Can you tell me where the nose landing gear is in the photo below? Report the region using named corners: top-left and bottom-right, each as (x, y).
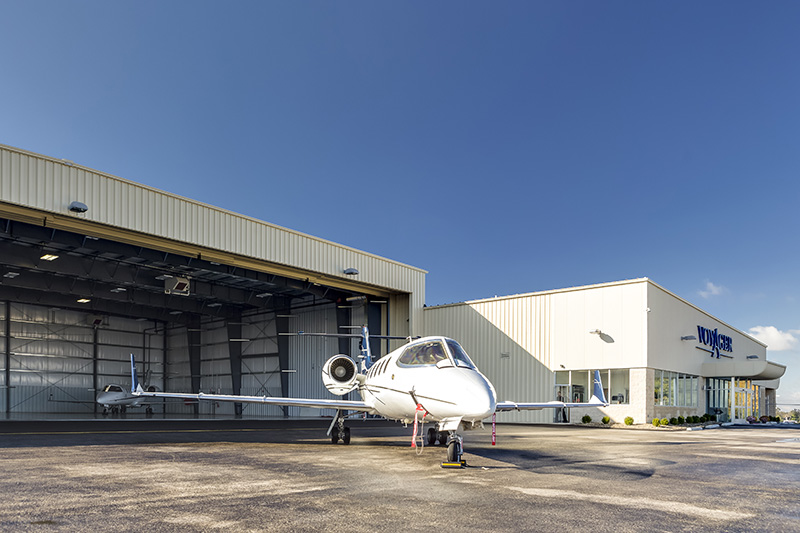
top-left (441, 432), bottom-right (466, 469)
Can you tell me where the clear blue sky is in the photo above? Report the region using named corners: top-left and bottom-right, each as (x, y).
top-left (2, 2), bottom-right (800, 408)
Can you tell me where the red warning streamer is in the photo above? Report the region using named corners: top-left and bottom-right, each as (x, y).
top-left (411, 403), bottom-right (426, 448)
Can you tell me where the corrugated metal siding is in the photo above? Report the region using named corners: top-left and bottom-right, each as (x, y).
top-left (3, 302), bottom-right (166, 414)
top-left (424, 295), bottom-right (554, 423)
top-left (424, 281), bottom-right (652, 423)
top-left (0, 145), bottom-right (426, 301)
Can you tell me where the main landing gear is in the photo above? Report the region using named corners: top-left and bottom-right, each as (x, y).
top-left (329, 413), bottom-right (351, 445)
top-left (426, 427), bottom-right (448, 446)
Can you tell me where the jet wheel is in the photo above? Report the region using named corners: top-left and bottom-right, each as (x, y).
top-left (446, 440), bottom-right (462, 463)
top-left (342, 427), bottom-right (351, 445)
top-left (331, 428), bottom-right (340, 444)
top-left (438, 432), bottom-right (448, 446)
top-left (426, 428), bottom-right (437, 446)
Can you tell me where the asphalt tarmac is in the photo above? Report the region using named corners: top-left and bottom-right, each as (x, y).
top-left (0, 419), bottom-right (798, 532)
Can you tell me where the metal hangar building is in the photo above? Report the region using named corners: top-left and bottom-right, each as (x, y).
top-left (0, 144), bottom-right (425, 417)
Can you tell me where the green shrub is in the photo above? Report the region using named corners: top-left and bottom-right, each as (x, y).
top-left (602, 416), bottom-right (610, 425)
top-left (708, 414), bottom-right (716, 422)
top-left (660, 418), bottom-right (669, 426)
top-left (700, 414), bottom-right (709, 423)
top-left (582, 415), bottom-right (592, 424)
top-left (652, 418), bottom-right (660, 427)
top-left (677, 416), bottom-right (685, 425)
top-left (669, 417), bottom-right (678, 425)
top-left (624, 416), bottom-right (634, 426)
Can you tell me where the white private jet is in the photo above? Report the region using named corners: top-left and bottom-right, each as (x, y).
top-left (96, 383), bottom-right (160, 415)
top-left (131, 326), bottom-right (607, 465)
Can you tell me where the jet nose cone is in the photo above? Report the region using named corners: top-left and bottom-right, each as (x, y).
top-left (460, 371), bottom-right (496, 419)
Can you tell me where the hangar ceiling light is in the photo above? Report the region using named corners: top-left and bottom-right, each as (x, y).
top-left (40, 254), bottom-right (59, 261)
top-left (76, 298), bottom-right (91, 303)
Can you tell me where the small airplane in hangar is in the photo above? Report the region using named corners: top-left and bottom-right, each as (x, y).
top-left (96, 383), bottom-right (159, 415)
top-left (131, 327), bottom-right (607, 466)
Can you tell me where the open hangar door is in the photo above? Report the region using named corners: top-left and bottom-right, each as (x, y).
top-left (0, 216), bottom-right (394, 418)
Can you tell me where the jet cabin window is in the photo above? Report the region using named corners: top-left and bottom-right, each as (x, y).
top-left (446, 339), bottom-right (476, 368)
top-left (398, 341), bottom-right (448, 366)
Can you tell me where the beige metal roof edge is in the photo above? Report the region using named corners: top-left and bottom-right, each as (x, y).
top-left (0, 143), bottom-right (427, 275)
top-left (425, 277), bottom-right (651, 310)
top-left (644, 279), bottom-right (768, 349)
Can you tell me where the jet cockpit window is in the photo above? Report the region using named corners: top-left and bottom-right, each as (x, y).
top-left (103, 385), bottom-right (123, 393)
top-left (446, 339), bottom-right (476, 368)
top-left (398, 341), bottom-right (449, 366)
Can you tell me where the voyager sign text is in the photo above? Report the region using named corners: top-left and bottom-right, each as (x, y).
top-left (696, 326), bottom-right (733, 359)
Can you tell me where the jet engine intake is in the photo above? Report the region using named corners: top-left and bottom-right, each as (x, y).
top-left (322, 354), bottom-right (359, 395)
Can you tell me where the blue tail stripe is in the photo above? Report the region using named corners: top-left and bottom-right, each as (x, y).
top-left (130, 354), bottom-right (139, 393)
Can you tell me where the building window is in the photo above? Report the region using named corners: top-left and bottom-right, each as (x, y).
top-left (555, 369), bottom-right (629, 404)
top-left (609, 369), bottom-right (629, 404)
top-left (654, 370), bottom-right (698, 407)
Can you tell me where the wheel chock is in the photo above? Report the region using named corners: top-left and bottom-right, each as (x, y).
top-left (441, 460), bottom-right (467, 469)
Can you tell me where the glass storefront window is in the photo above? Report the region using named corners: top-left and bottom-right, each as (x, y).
top-left (654, 370), bottom-right (662, 404)
top-left (654, 369), bottom-right (697, 407)
top-left (555, 369), bottom-right (629, 405)
top-left (571, 371), bottom-right (589, 403)
top-left (610, 369), bottom-right (629, 404)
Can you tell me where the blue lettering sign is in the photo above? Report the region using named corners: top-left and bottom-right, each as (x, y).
top-left (696, 326), bottom-right (733, 358)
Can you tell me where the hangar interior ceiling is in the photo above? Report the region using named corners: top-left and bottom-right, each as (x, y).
top-left (0, 217), bottom-right (370, 322)
top-left (0, 216), bottom-right (391, 417)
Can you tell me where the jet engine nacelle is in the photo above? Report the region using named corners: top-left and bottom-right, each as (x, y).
top-left (322, 354), bottom-right (359, 396)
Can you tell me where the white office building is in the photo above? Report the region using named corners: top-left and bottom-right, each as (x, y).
top-left (425, 278), bottom-right (785, 425)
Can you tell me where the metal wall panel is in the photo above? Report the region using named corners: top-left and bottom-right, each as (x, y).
top-left (3, 301), bottom-right (166, 413)
top-left (425, 297), bottom-right (553, 424)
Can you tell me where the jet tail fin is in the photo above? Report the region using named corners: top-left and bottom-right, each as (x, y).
top-left (588, 370), bottom-right (608, 405)
top-left (130, 354), bottom-right (143, 394)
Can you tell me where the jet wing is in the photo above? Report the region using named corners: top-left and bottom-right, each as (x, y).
top-left (132, 389), bottom-right (373, 412)
top-left (495, 370), bottom-right (609, 412)
top-left (129, 354), bottom-right (373, 412)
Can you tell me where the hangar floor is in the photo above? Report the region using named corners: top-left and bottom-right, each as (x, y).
top-left (1, 421), bottom-right (799, 532)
